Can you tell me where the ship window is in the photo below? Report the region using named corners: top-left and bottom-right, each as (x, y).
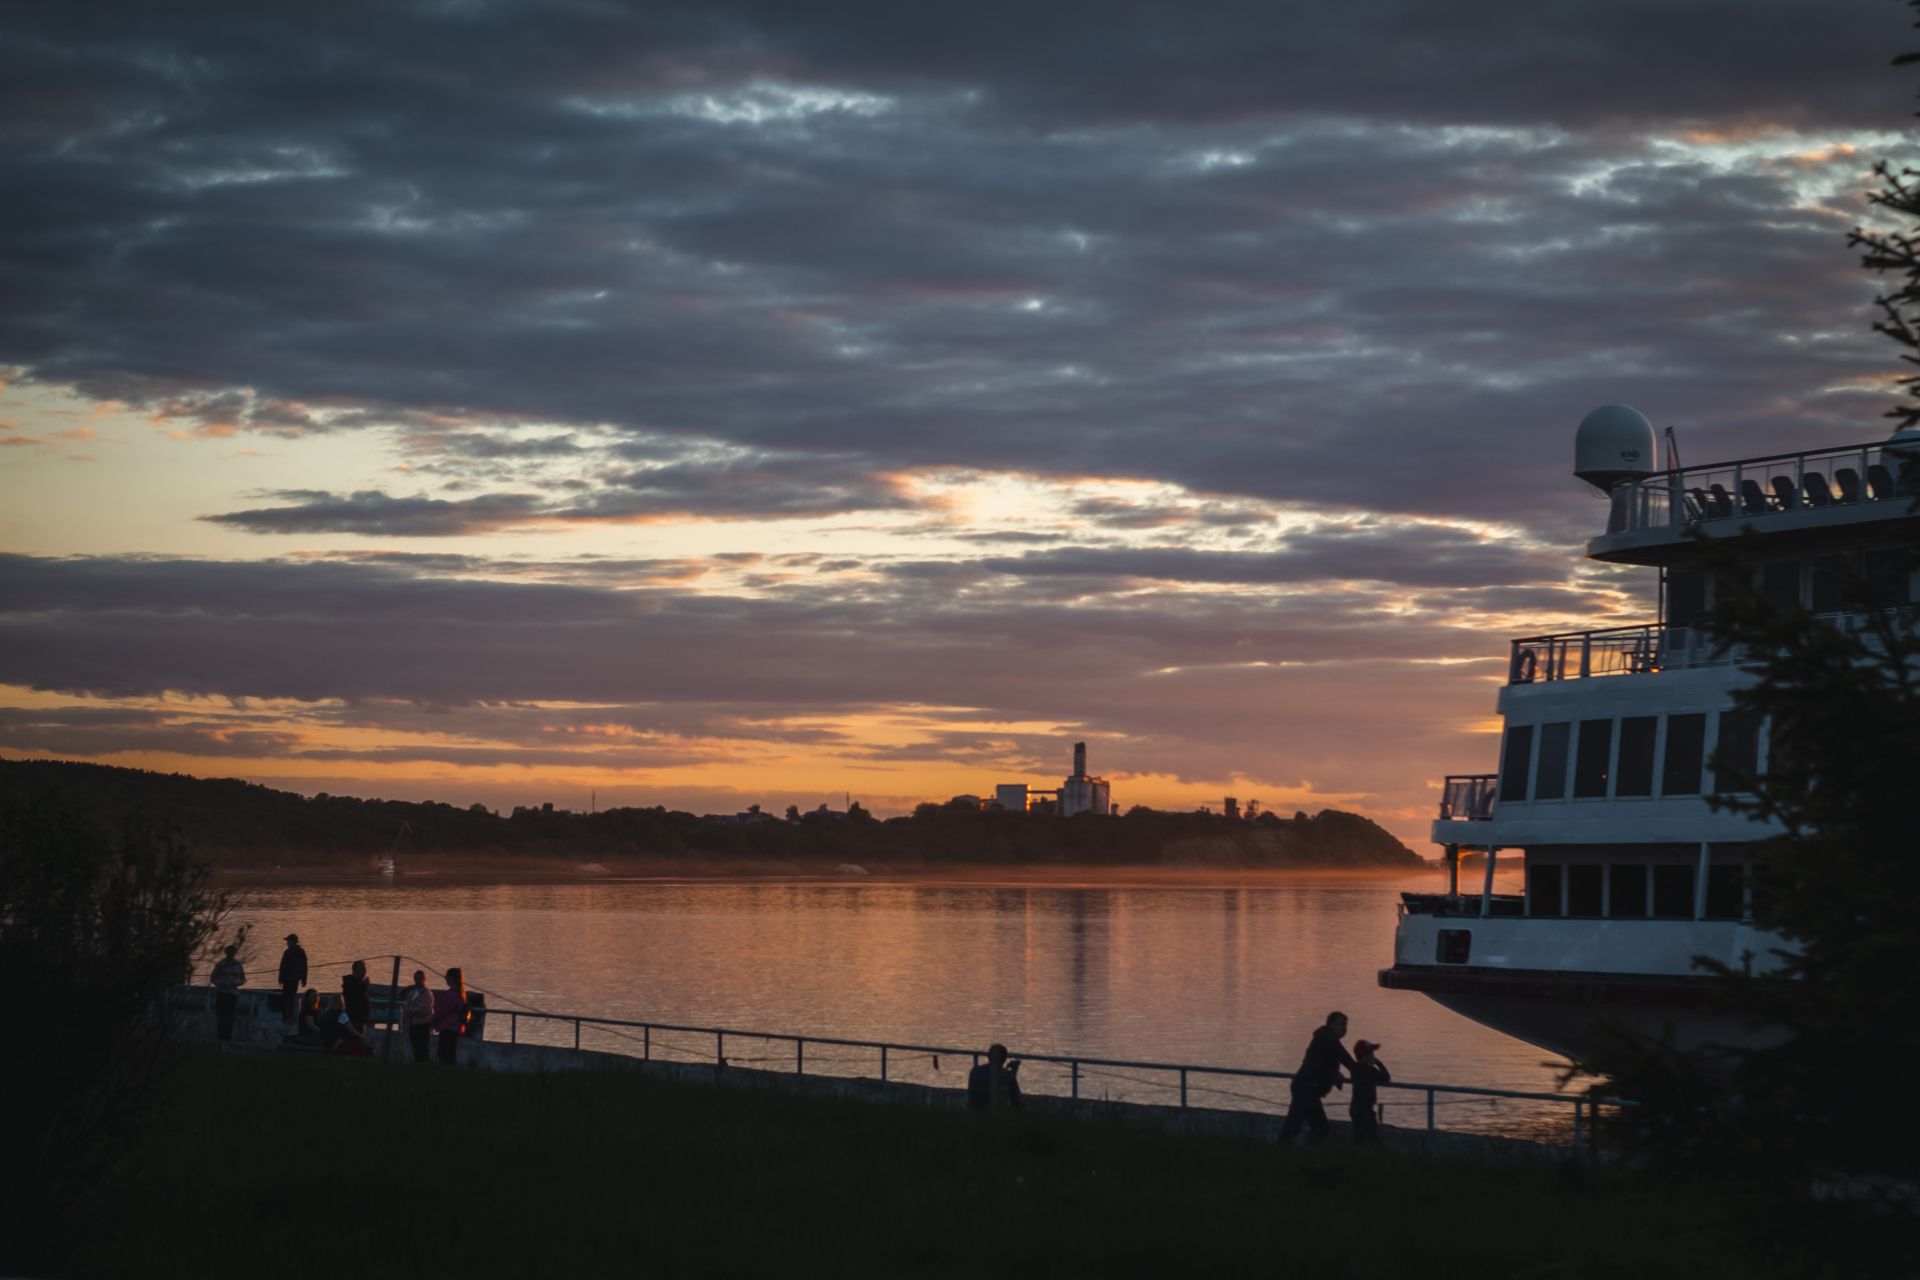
top-left (1714, 710), bottom-right (1762, 791)
top-left (1759, 560), bottom-right (1802, 612)
top-left (1865, 548), bottom-right (1912, 607)
top-left (1534, 722), bottom-right (1570, 800)
top-left (1528, 863), bottom-right (1562, 917)
top-left (1652, 865), bottom-right (1695, 919)
top-left (1666, 568), bottom-right (1708, 629)
top-left (1608, 864), bottom-right (1648, 918)
top-left (1661, 713), bottom-right (1707, 796)
top-left (1567, 864), bottom-right (1603, 917)
top-left (1615, 716), bottom-right (1657, 797)
top-left (1704, 865), bottom-right (1746, 920)
top-left (1809, 554), bottom-right (1852, 614)
top-left (1573, 719), bottom-right (1613, 797)
top-left (1436, 929), bottom-right (1472, 964)
top-left (1498, 725), bottom-right (1534, 803)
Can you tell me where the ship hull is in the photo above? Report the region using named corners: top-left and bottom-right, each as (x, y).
top-left (1379, 964), bottom-right (1780, 1062)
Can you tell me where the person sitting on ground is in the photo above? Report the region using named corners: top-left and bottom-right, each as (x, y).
top-left (1277, 1010), bottom-right (1358, 1145)
top-left (316, 994), bottom-right (347, 1051)
top-left (325, 1001), bottom-right (371, 1057)
top-left (1348, 1040), bottom-right (1390, 1145)
top-left (280, 988), bottom-right (325, 1050)
top-left (967, 1043), bottom-right (1023, 1111)
top-left (297, 988), bottom-right (322, 1036)
top-left (341, 960), bottom-right (372, 1033)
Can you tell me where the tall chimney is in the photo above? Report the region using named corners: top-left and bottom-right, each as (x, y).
top-left (1073, 741), bottom-right (1087, 777)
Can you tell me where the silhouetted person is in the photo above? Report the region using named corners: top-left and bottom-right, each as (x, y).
top-left (317, 994), bottom-right (347, 1050)
top-left (1348, 1040), bottom-right (1390, 1145)
top-left (341, 960), bottom-right (372, 1033)
top-left (432, 967), bottom-right (470, 1065)
top-left (967, 1043), bottom-right (1023, 1110)
top-left (277, 934), bottom-right (308, 1024)
top-left (401, 969), bottom-right (436, 1063)
top-left (319, 997), bottom-right (370, 1057)
top-left (1278, 1011), bottom-right (1358, 1145)
top-left (210, 945), bottom-right (245, 1042)
top-left (281, 988), bottom-right (324, 1049)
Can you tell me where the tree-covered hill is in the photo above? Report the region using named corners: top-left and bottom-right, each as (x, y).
top-left (0, 759), bottom-right (1421, 869)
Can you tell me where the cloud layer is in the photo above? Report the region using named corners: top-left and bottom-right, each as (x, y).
top-left (1, 3), bottom-right (1913, 838)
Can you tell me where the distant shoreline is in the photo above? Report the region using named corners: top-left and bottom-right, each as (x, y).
top-left (211, 858), bottom-right (1434, 890)
top-left (4, 758), bottom-right (1426, 872)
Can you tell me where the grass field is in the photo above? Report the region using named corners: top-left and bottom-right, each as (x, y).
top-left (73, 1048), bottom-right (1881, 1278)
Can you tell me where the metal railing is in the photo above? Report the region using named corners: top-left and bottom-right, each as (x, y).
top-left (1604, 439), bottom-right (1920, 538)
top-left (1507, 622), bottom-right (1732, 685)
top-left (1439, 774), bottom-right (1497, 821)
top-left (485, 1007), bottom-right (1600, 1151)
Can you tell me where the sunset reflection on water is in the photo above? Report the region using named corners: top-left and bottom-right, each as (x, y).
top-left (225, 869), bottom-right (1567, 1133)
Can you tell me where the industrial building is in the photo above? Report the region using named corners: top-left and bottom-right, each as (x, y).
top-left (990, 742), bottom-right (1113, 816)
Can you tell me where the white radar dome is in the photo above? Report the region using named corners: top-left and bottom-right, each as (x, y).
top-left (1574, 404), bottom-right (1657, 493)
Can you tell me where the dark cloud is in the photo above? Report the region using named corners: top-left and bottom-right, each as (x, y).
top-left (901, 522), bottom-right (1569, 589)
top-left (0, 2), bottom-right (1910, 539)
top-left (204, 489), bottom-right (545, 536)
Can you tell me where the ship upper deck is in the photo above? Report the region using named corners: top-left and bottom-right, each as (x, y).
top-left (1588, 438), bottom-right (1920, 564)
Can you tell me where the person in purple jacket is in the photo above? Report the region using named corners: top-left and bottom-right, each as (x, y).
top-left (432, 967), bottom-right (470, 1065)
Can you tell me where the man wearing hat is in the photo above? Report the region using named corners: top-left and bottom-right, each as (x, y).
top-left (1349, 1040), bottom-right (1391, 1145)
top-left (277, 933), bottom-right (308, 1025)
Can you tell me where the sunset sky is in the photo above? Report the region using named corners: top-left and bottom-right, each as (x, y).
top-left (1, 1), bottom-right (1914, 846)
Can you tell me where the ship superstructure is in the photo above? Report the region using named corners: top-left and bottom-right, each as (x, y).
top-left (1378, 406), bottom-right (1920, 1060)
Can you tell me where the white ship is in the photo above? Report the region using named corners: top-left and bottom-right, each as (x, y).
top-left (1379, 405), bottom-right (1920, 1061)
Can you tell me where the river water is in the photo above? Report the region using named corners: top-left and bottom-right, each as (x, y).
top-left (223, 869), bottom-right (1573, 1134)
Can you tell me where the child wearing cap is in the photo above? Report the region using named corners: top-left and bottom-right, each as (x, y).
top-left (1349, 1040), bottom-right (1390, 1144)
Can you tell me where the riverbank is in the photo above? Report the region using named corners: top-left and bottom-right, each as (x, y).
top-left (81, 1048), bottom-right (1873, 1278)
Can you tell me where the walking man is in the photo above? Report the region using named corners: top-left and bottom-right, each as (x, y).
top-left (277, 933), bottom-right (308, 1025)
top-left (1278, 1011), bottom-right (1358, 1145)
top-left (401, 969), bottom-right (436, 1063)
top-left (210, 945), bottom-right (245, 1042)
top-left (1349, 1040), bottom-right (1391, 1145)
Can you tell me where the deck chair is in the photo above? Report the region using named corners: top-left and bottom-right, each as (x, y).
top-left (1707, 483), bottom-right (1734, 518)
top-left (1835, 467), bottom-right (1863, 503)
top-left (1740, 479), bottom-right (1770, 515)
top-left (1684, 488), bottom-right (1708, 522)
top-left (1770, 475), bottom-right (1800, 510)
top-left (1802, 472), bottom-right (1834, 507)
top-left (1868, 463), bottom-right (1896, 500)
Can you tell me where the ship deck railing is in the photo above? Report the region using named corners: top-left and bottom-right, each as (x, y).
top-left (177, 985), bottom-right (1605, 1151)
top-left (1508, 607), bottom-right (1915, 686)
top-left (1604, 438), bottom-right (1920, 537)
top-left (1440, 773), bottom-right (1498, 821)
top-left (1507, 621), bottom-right (1728, 684)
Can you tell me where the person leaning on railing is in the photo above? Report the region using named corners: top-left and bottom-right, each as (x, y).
top-left (967, 1044), bottom-right (1023, 1110)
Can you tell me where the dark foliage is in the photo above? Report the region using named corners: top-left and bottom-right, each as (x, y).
top-left (1850, 2), bottom-right (1920, 432)
top-left (0, 759), bottom-right (1422, 869)
top-left (0, 799), bottom-right (223, 1273)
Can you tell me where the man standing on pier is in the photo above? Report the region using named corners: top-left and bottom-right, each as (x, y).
top-left (1278, 1011), bottom-right (1358, 1145)
top-left (277, 933), bottom-right (307, 1025)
